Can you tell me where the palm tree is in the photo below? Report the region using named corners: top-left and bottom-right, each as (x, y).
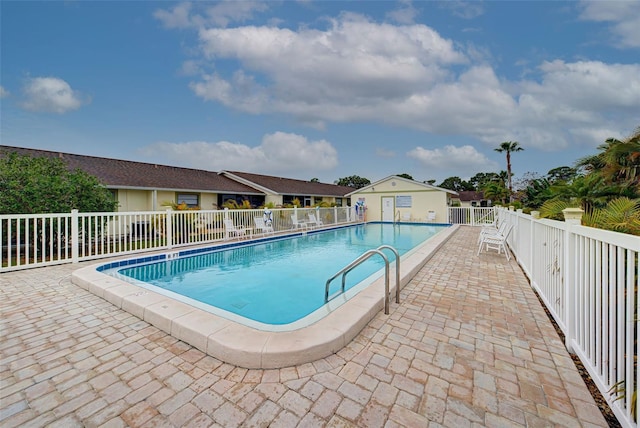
top-left (495, 141), bottom-right (524, 200)
top-left (482, 181), bottom-right (509, 205)
top-left (599, 129), bottom-right (640, 192)
top-left (577, 127), bottom-right (640, 198)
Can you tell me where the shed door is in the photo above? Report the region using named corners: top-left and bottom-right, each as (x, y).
top-left (382, 197), bottom-right (394, 222)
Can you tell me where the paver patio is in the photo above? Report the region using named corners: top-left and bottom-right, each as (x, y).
top-left (0, 226), bottom-right (608, 427)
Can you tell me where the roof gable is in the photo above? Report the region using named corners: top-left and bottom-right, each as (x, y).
top-left (346, 175), bottom-right (458, 196)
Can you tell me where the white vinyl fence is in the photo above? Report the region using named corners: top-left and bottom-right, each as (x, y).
top-left (453, 206), bottom-right (639, 428)
top-left (1, 206), bottom-right (357, 273)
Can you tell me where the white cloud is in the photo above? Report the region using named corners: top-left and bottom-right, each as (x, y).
top-left (203, 1), bottom-right (269, 27)
top-left (192, 14), bottom-right (467, 122)
top-left (141, 132), bottom-right (338, 175)
top-left (440, 1), bottom-right (485, 20)
top-left (511, 60), bottom-right (640, 149)
top-left (162, 10), bottom-right (639, 153)
top-left (154, 1), bottom-right (268, 29)
top-left (407, 145), bottom-right (497, 175)
top-left (387, 0), bottom-right (419, 25)
top-left (154, 2), bottom-right (194, 29)
top-left (578, 0), bottom-right (640, 48)
top-left (21, 77), bottom-right (87, 114)
top-left (0, 86), bottom-right (8, 98)
top-left (179, 60), bottom-right (203, 76)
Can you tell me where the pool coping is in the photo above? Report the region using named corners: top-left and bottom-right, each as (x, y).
top-left (71, 224), bottom-right (459, 369)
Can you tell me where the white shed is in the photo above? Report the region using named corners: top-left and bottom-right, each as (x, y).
top-left (346, 176), bottom-right (457, 223)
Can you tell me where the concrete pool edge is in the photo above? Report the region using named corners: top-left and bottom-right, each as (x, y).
top-left (71, 224), bottom-right (460, 369)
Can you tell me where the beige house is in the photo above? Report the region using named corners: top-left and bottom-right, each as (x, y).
top-left (1, 146), bottom-right (353, 212)
top-left (346, 176), bottom-right (457, 223)
top-left (219, 171), bottom-right (353, 207)
top-left (450, 191), bottom-right (490, 208)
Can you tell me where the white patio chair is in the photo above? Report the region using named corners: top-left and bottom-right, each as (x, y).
top-left (478, 220), bottom-right (508, 244)
top-left (426, 211), bottom-right (436, 222)
top-left (308, 213), bottom-right (323, 228)
top-left (224, 219), bottom-right (249, 239)
top-left (291, 214), bottom-right (308, 230)
top-left (477, 224), bottom-right (513, 260)
top-left (254, 217), bottom-right (274, 235)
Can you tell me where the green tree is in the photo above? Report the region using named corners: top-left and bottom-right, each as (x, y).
top-left (0, 151), bottom-right (118, 214)
top-left (397, 173), bottom-right (413, 180)
top-left (579, 128), bottom-right (639, 196)
top-left (310, 178), bottom-right (319, 183)
top-left (494, 141), bottom-right (524, 198)
top-left (438, 176), bottom-right (473, 192)
top-left (482, 181), bottom-right (509, 205)
top-left (522, 178), bottom-right (553, 209)
top-left (468, 172), bottom-right (502, 191)
top-left (546, 166), bottom-right (578, 184)
top-left (334, 175), bottom-right (371, 189)
top-left (538, 174), bottom-right (616, 218)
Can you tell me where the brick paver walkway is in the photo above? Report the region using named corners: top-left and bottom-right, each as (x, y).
top-left (1, 226), bottom-right (608, 427)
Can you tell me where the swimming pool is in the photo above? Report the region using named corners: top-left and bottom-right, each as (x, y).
top-left (100, 223), bottom-right (446, 327)
top-left (73, 223), bottom-right (458, 368)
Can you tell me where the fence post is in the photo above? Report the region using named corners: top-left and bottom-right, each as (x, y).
top-left (530, 211), bottom-right (539, 279)
top-left (165, 208), bottom-right (173, 249)
top-left (71, 209), bottom-right (79, 263)
top-left (223, 208), bottom-right (229, 240)
top-left (334, 206), bottom-right (338, 224)
top-left (562, 207), bottom-right (583, 353)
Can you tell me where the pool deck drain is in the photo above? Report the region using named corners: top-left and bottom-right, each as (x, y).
top-left (0, 226), bottom-right (608, 427)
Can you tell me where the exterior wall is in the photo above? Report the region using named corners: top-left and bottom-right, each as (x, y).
top-left (351, 178), bottom-right (450, 223)
top-left (265, 195), bottom-right (283, 207)
top-left (157, 191), bottom-right (177, 210)
top-left (316, 196), bottom-right (338, 206)
top-left (116, 189), bottom-right (152, 212)
top-left (200, 193), bottom-right (219, 210)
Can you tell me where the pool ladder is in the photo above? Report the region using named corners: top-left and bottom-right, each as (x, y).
top-left (324, 245), bottom-right (400, 315)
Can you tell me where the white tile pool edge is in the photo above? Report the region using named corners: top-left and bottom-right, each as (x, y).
top-left (71, 224), bottom-right (459, 369)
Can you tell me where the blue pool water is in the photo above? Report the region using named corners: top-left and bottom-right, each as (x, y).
top-left (104, 223), bottom-right (447, 326)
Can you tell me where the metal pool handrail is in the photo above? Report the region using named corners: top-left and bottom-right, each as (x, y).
top-left (324, 245), bottom-right (400, 315)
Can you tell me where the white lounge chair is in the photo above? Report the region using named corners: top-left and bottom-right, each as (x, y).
top-left (291, 215), bottom-right (308, 230)
top-left (478, 220), bottom-right (508, 244)
top-left (308, 213), bottom-right (323, 228)
top-left (477, 224), bottom-right (513, 260)
top-left (224, 219), bottom-right (250, 239)
top-left (254, 217), bottom-right (274, 235)
top-left (426, 211), bottom-right (436, 222)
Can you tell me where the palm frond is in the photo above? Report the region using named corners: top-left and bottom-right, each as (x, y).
top-left (539, 199), bottom-right (573, 220)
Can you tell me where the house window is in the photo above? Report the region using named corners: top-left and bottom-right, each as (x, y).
top-left (176, 193), bottom-right (199, 208)
top-left (336, 198), bottom-right (343, 206)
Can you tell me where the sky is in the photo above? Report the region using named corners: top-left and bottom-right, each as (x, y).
top-left (1, 1), bottom-right (639, 187)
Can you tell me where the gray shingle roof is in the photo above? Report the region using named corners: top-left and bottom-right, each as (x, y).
top-left (457, 191), bottom-right (485, 201)
top-left (221, 171), bottom-right (354, 197)
top-left (0, 146), bottom-right (261, 194)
